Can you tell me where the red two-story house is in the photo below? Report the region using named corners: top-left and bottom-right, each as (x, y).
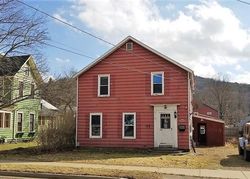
top-left (74, 36), bottom-right (194, 150)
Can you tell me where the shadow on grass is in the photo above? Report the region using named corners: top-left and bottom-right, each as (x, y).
top-left (220, 154), bottom-right (250, 169)
top-left (0, 145), bottom-right (186, 163)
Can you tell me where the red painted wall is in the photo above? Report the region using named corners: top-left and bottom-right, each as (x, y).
top-left (77, 40), bottom-right (190, 149)
top-left (193, 102), bottom-right (219, 119)
top-left (193, 117), bottom-right (225, 146)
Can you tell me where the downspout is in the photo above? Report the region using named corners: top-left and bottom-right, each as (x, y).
top-left (75, 77), bottom-right (79, 147)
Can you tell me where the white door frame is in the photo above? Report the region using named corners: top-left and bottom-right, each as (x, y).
top-left (153, 104), bottom-right (178, 148)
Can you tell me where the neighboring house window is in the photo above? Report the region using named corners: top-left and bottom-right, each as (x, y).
top-left (30, 114), bottom-right (35, 132)
top-left (122, 112), bottom-right (136, 139)
top-left (89, 113), bottom-right (102, 138)
top-left (151, 72), bottom-right (164, 95)
top-left (30, 84), bottom-right (35, 98)
top-left (17, 113), bottom-right (23, 132)
top-left (25, 67), bottom-right (30, 76)
top-left (4, 113), bottom-right (10, 128)
top-left (19, 81), bottom-right (23, 97)
top-left (207, 112), bottom-right (212, 116)
top-left (0, 113), bottom-right (3, 128)
top-left (0, 112), bottom-right (11, 128)
top-left (98, 75), bottom-right (110, 97)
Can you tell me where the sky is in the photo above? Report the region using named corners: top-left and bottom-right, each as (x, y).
top-left (23, 0), bottom-right (250, 84)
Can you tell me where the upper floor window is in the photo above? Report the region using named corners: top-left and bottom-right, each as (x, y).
top-left (30, 84), bottom-right (35, 98)
top-left (151, 72), bottom-right (164, 95)
top-left (98, 74), bottom-right (110, 97)
top-left (25, 67), bottom-right (30, 76)
top-left (19, 81), bottom-right (23, 97)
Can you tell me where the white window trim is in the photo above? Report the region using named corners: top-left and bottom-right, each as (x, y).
top-left (98, 74), bottom-right (110, 97)
top-left (3, 112), bottom-right (11, 129)
top-left (17, 112), bottom-right (24, 132)
top-left (122, 112), bottom-right (136, 139)
top-left (126, 42), bottom-right (133, 51)
top-left (18, 80), bottom-right (24, 98)
top-left (89, 113), bottom-right (102, 138)
top-left (151, 71), bottom-right (164, 95)
top-left (29, 112), bottom-right (35, 132)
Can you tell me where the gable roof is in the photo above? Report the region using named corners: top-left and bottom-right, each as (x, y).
top-left (0, 55), bottom-right (30, 76)
top-left (74, 36), bottom-right (194, 78)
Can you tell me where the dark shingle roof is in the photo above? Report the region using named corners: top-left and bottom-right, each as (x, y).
top-left (0, 55), bottom-right (30, 76)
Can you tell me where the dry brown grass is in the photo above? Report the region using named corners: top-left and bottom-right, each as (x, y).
top-left (0, 164), bottom-right (163, 179)
top-left (0, 142), bottom-right (249, 171)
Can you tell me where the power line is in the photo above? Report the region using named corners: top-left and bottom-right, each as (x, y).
top-left (237, 0), bottom-right (250, 5)
top-left (17, 0), bottom-right (189, 76)
top-left (16, 0), bottom-right (115, 46)
top-left (43, 42), bottom-right (94, 59)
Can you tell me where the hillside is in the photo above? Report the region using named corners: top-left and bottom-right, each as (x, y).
top-left (195, 76), bottom-right (250, 124)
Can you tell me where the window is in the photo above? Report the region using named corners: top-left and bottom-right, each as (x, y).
top-left (122, 112), bottom-right (136, 139)
top-left (30, 113), bottom-right (35, 132)
top-left (17, 113), bottom-right (23, 132)
top-left (160, 113), bottom-right (170, 129)
top-left (126, 42), bottom-right (133, 51)
top-left (0, 112), bottom-right (11, 128)
top-left (30, 84), bottom-right (35, 98)
top-left (207, 112), bottom-right (212, 116)
top-left (89, 113), bottom-right (102, 138)
top-left (151, 72), bottom-right (164, 95)
top-left (0, 113), bottom-right (3, 128)
top-left (19, 81), bottom-right (23, 97)
top-left (5, 113), bottom-right (10, 128)
top-left (25, 67), bottom-right (30, 76)
top-left (98, 75), bottom-right (110, 97)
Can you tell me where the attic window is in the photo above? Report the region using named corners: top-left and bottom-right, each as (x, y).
top-left (126, 42), bottom-right (133, 51)
top-left (25, 67), bottom-right (30, 76)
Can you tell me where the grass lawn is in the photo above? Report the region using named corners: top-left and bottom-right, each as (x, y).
top-left (0, 142), bottom-right (249, 178)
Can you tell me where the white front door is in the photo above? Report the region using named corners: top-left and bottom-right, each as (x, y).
top-left (154, 105), bottom-right (178, 148)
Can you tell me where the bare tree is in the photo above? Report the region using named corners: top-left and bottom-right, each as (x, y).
top-left (0, 0), bottom-right (49, 109)
top-left (0, 0), bottom-right (48, 57)
top-left (41, 69), bottom-right (77, 113)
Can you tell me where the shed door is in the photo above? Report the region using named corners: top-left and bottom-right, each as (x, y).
top-left (198, 123), bottom-right (207, 145)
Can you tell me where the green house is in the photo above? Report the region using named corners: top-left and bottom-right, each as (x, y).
top-left (0, 55), bottom-right (42, 142)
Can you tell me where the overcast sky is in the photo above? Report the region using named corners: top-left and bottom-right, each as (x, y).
top-left (25, 0), bottom-right (250, 84)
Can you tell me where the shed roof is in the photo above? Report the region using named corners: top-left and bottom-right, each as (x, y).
top-left (193, 113), bottom-right (225, 124)
top-left (0, 55), bottom-right (30, 76)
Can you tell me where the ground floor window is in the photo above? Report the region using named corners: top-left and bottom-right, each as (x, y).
top-left (122, 112), bottom-right (136, 139)
top-left (0, 112), bottom-right (11, 128)
top-left (17, 113), bottom-right (23, 132)
top-left (30, 113), bottom-right (35, 132)
top-left (89, 113), bottom-right (102, 138)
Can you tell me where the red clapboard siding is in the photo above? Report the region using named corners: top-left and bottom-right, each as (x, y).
top-left (77, 39), bottom-right (190, 149)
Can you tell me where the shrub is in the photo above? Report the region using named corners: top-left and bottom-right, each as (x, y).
top-left (37, 111), bottom-right (75, 152)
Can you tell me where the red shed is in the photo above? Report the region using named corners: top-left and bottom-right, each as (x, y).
top-left (193, 113), bottom-right (225, 146)
top-left (74, 36), bottom-right (194, 150)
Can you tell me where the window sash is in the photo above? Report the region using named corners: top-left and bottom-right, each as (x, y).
top-left (17, 113), bottom-right (23, 132)
top-left (151, 72), bottom-right (164, 95)
top-left (19, 82), bottom-right (24, 97)
top-left (0, 113), bottom-right (3, 128)
top-left (98, 75), bottom-right (110, 96)
top-left (123, 113), bottom-right (136, 139)
top-left (4, 113), bottom-right (10, 128)
top-left (89, 113), bottom-right (102, 138)
top-left (30, 114), bottom-right (35, 132)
